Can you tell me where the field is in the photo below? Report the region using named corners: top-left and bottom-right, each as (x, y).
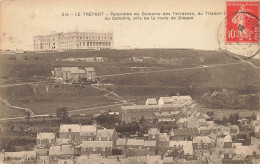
top-left (0, 84), bottom-right (116, 118)
top-left (0, 49), bottom-right (259, 119)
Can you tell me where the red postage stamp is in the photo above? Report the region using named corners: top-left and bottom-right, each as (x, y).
top-left (226, 1), bottom-right (259, 43)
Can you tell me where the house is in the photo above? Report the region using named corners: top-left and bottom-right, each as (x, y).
top-left (36, 133), bottom-right (56, 149)
top-left (96, 128), bottom-right (118, 147)
top-left (81, 141), bottom-right (113, 156)
top-left (223, 135), bottom-right (233, 148)
top-left (154, 111), bottom-right (182, 123)
top-left (199, 126), bottom-right (210, 136)
top-left (3, 151), bottom-right (36, 164)
top-left (168, 140), bottom-right (194, 155)
top-left (158, 97), bottom-right (175, 106)
top-left (52, 67), bottom-right (96, 83)
top-left (229, 125), bottom-right (240, 138)
top-left (251, 137), bottom-right (260, 155)
top-left (75, 154), bottom-right (119, 164)
top-left (148, 128), bottom-right (160, 141)
top-left (158, 96), bottom-right (192, 107)
top-left (35, 148), bottom-right (49, 164)
top-left (169, 128), bottom-right (199, 141)
top-left (55, 138), bottom-right (72, 146)
top-left (49, 145), bottom-right (75, 164)
top-left (120, 104), bottom-right (179, 124)
top-left (252, 119), bottom-right (260, 139)
top-left (145, 98), bottom-right (157, 105)
top-left (157, 133), bottom-right (170, 154)
top-left (192, 136), bottom-right (213, 155)
top-left (177, 117), bottom-right (187, 129)
top-left (115, 138), bottom-right (127, 151)
top-left (124, 139), bottom-right (156, 157)
top-left (80, 125), bottom-right (97, 142)
top-left (59, 124), bottom-right (81, 145)
top-left (120, 105), bottom-right (158, 123)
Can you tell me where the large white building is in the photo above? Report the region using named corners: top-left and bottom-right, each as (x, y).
top-left (33, 31), bottom-right (113, 51)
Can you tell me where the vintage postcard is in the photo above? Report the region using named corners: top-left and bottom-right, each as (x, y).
top-left (0, 0), bottom-right (259, 164)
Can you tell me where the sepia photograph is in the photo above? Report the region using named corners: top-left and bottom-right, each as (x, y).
top-left (0, 0), bottom-right (259, 164)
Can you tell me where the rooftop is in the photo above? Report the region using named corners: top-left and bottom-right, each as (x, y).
top-left (116, 138), bottom-right (127, 146)
top-left (49, 145), bottom-right (74, 156)
top-left (148, 128), bottom-right (160, 135)
top-left (60, 124), bottom-right (81, 133)
top-left (37, 133), bottom-right (55, 140)
top-left (146, 98), bottom-right (157, 105)
top-left (193, 136), bottom-right (213, 144)
top-left (170, 128), bottom-right (199, 136)
top-left (126, 139), bottom-right (145, 146)
top-left (82, 141), bottom-right (113, 148)
top-left (96, 129), bottom-right (115, 138)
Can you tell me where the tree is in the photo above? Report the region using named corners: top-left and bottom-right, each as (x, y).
top-left (139, 115), bottom-right (145, 124)
top-left (229, 113), bottom-right (239, 125)
top-left (56, 107), bottom-right (69, 123)
top-left (26, 112), bottom-right (31, 125)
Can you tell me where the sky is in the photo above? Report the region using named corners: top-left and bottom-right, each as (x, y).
top-left (0, 0), bottom-right (244, 51)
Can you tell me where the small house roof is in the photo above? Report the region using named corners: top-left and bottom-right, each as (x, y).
top-left (148, 128), bottom-right (160, 135)
top-left (116, 138), bottom-right (127, 146)
top-left (126, 139), bottom-right (145, 146)
top-left (37, 133), bottom-right (55, 140)
top-left (96, 129), bottom-right (115, 138)
top-left (146, 98), bottom-right (157, 105)
top-left (82, 141), bottom-right (113, 148)
top-left (60, 124), bottom-right (81, 133)
top-left (49, 145), bottom-right (74, 156)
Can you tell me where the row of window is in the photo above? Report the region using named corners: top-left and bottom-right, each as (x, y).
top-left (83, 147), bottom-right (111, 151)
top-left (79, 41), bottom-right (111, 47)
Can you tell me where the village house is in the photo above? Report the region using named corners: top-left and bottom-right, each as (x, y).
top-left (157, 133), bottom-right (170, 155)
top-left (124, 139), bottom-right (157, 157)
top-left (148, 128), bottom-right (160, 141)
top-left (79, 125), bottom-right (97, 142)
top-left (59, 124), bottom-right (99, 145)
top-left (36, 133), bottom-right (56, 149)
top-left (169, 128), bottom-right (199, 141)
top-left (96, 128), bottom-right (118, 147)
top-left (177, 117), bottom-right (187, 129)
top-left (154, 110), bottom-right (183, 123)
top-left (49, 145), bottom-right (75, 164)
top-left (52, 67), bottom-right (96, 83)
top-left (115, 138), bottom-right (127, 152)
top-left (59, 124), bottom-right (81, 145)
top-left (120, 104), bottom-right (179, 124)
top-left (81, 141), bottom-right (113, 156)
top-left (34, 149), bottom-right (49, 164)
top-left (75, 154), bottom-right (120, 164)
top-left (3, 151), bottom-right (37, 164)
top-left (145, 98), bottom-right (157, 105)
top-left (55, 138), bottom-right (72, 146)
top-left (222, 135), bottom-right (235, 159)
top-left (192, 136), bottom-right (213, 155)
top-left (120, 96), bottom-right (193, 124)
top-left (115, 138), bottom-right (156, 157)
top-left (168, 140), bottom-right (194, 155)
top-left (158, 96), bottom-right (192, 107)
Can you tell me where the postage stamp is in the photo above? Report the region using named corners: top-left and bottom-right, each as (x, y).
top-left (226, 1), bottom-right (259, 43)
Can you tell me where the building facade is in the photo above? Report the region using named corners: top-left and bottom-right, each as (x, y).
top-left (52, 67), bottom-right (96, 83)
top-left (33, 31), bottom-right (113, 51)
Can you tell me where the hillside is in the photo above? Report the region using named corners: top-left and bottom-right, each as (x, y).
top-left (0, 48), bottom-right (251, 78)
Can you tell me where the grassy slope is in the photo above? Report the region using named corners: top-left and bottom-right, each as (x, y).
top-left (0, 49), bottom-right (259, 117)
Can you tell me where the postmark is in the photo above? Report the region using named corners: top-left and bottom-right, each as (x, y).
top-left (218, 1), bottom-right (260, 59)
